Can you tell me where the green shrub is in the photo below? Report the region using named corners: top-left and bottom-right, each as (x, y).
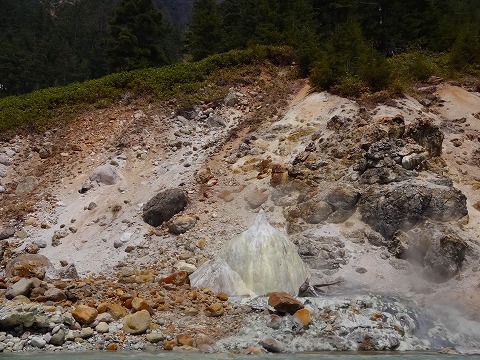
top-left (333, 76), bottom-right (368, 97)
top-left (360, 52), bottom-right (392, 91)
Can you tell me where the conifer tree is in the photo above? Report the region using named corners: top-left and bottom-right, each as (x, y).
top-left (107, 0), bottom-right (168, 72)
top-left (188, 0), bottom-right (224, 61)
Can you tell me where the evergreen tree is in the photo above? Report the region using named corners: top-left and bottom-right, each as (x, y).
top-left (450, 24), bottom-right (480, 70)
top-left (219, 0), bottom-right (258, 50)
top-left (187, 0), bottom-right (224, 61)
top-left (107, 0), bottom-right (168, 72)
top-left (284, 0), bottom-right (319, 76)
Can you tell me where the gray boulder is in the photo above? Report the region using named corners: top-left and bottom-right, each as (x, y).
top-left (15, 176), bottom-right (39, 195)
top-left (143, 188), bottom-right (187, 227)
top-left (5, 278), bottom-right (34, 299)
top-left (359, 180), bottom-right (467, 239)
top-left (89, 164), bottom-right (122, 185)
top-left (50, 329), bottom-right (66, 346)
top-left (0, 226), bottom-right (15, 240)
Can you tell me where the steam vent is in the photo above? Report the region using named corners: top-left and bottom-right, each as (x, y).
top-left (190, 211), bottom-right (307, 296)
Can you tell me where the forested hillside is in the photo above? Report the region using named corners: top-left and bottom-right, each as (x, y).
top-left (0, 0), bottom-right (191, 97)
top-left (0, 0), bottom-right (479, 98)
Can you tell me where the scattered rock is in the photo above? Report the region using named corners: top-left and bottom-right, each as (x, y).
top-left (158, 271), bottom-right (189, 286)
top-left (131, 297), bottom-right (153, 314)
top-left (163, 338), bottom-right (178, 350)
top-left (123, 309), bottom-right (151, 334)
top-left (43, 287), bottom-right (67, 302)
top-left (95, 322), bottom-right (110, 333)
top-left (224, 91), bottom-right (239, 107)
top-left (50, 329), bottom-right (65, 346)
top-left (146, 333), bottom-right (164, 343)
top-left (259, 336), bottom-right (284, 353)
top-left (205, 303), bottom-right (224, 317)
top-left (298, 200), bottom-right (333, 224)
top-left (195, 167), bottom-right (213, 184)
top-left (0, 226), bottom-right (15, 240)
top-left (30, 336), bottom-right (46, 348)
top-left (177, 334), bottom-right (193, 346)
top-left (245, 188), bottom-right (269, 209)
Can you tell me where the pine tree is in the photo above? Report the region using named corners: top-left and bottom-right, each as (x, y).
top-left (107, 0), bottom-right (168, 72)
top-left (284, 0), bottom-right (319, 76)
top-left (187, 0), bottom-right (224, 61)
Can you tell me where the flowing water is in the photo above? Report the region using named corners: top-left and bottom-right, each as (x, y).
top-left (2, 352), bottom-right (480, 360)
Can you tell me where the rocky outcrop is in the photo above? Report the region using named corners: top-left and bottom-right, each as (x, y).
top-left (143, 188), bottom-right (187, 227)
top-left (405, 118), bottom-right (444, 157)
top-left (359, 180), bottom-right (467, 239)
top-left (393, 221), bottom-right (467, 282)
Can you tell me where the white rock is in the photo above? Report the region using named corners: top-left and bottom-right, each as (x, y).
top-left (174, 261), bottom-right (197, 274)
top-left (30, 337), bottom-right (46, 348)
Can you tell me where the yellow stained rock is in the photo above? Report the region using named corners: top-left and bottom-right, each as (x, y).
top-left (131, 297), bottom-right (153, 314)
top-left (163, 338), bottom-right (178, 350)
top-left (293, 308), bottom-right (311, 327)
top-left (177, 334), bottom-right (193, 346)
top-left (123, 309), bottom-right (151, 335)
top-left (71, 304), bottom-right (98, 325)
top-left (217, 292), bottom-right (228, 301)
top-left (107, 303), bottom-right (127, 320)
top-left (205, 302), bottom-right (224, 317)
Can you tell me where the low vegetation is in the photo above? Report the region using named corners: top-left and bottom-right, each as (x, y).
top-left (0, 46), bottom-right (293, 135)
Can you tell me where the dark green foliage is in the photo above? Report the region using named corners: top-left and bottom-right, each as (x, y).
top-left (449, 25), bottom-right (480, 71)
top-left (309, 20), bottom-right (391, 93)
top-left (107, 0), bottom-right (168, 72)
top-left (187, 0), bottom-right (224, 61)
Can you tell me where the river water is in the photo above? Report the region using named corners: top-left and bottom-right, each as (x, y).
top-left (2, 352), bottom-right (480, 360)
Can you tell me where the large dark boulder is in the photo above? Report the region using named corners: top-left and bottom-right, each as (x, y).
top-left (359, 180), bottom-right (467, 239)
top-left (143, 188), bottom-right (187, 227)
